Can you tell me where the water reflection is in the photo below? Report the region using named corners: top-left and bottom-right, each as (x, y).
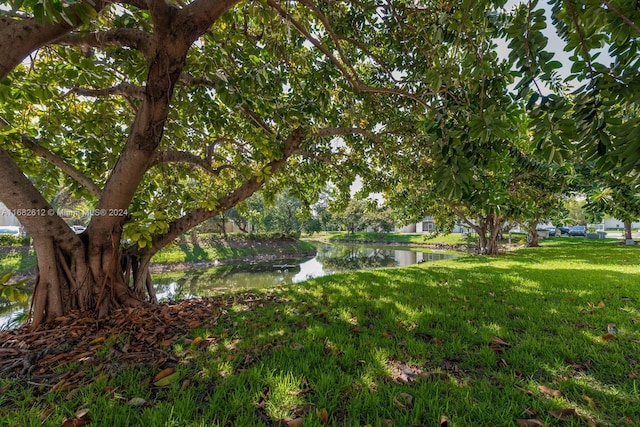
top-left (154, 242), bottom-right (456, 301)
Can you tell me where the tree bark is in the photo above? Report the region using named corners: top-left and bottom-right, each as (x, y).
top-left (624, 220), bottom-right (633, 240)
top-left (487, 217), bottom-right (503, 255)
top-left (0, 2), bottom-right (108, 81)
top-left (526, 214), bottom-right (541, 248)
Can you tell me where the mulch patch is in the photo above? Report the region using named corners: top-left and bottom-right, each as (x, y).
top-left (0, 292), bottom-right (282, 384)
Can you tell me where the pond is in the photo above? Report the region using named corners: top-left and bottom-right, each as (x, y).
top-left (154, 242), bottom-right (456, 301)
top-left (0, 242), bottom-right (456, 328)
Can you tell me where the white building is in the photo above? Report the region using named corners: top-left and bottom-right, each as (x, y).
top-left (600, 218), bottom-right (640, 230)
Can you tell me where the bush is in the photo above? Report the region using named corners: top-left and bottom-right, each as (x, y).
top-left (0, 234), bottom-right (29, 246)
top-left (197, 231), bottom-right (300, 243)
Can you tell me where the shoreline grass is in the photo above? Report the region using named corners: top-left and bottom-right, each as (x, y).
top-left (150, 239), bottom-right (315, 264)
top-left (307, 230), bottom-right (530, 247)
top-left (1, 239), bottom-right (640, 426)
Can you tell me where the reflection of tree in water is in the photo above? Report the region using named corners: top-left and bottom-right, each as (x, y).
top-left (152, 244), bottom-right (455, 301)
top-left (317, 245), bottom-right (397, 270)
top-left (0, 298), bottom-right (30, 329)
top-left (154, 259), bottom-right (308, 300)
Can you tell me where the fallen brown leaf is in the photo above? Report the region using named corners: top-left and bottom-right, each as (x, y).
top-left (284, 417), bottom-right (304, 427)
top-left (514, 385), bottom-right (533, 395)
top-left (581, 394), bottom-right (596, 409)
top-left (549, 408), bottom-right (578, 420)
top-left (153, 371), bottom-right (180, 387)
top-left (153, 367), bottom-right (175, 382)
top-left (490, 336), bottom-right (511, 353)
top-left (75, 409), bottom-right (89, 419)
top-left (538, 385), bottom-right (562, 398)
top-left (40, 407), bottom-right (55, 424)
top-left (61, 416), bottom-right (90, 427)
top-left (392, 392), bottom-right (414, 411)
top-left (317, 407), bottom-right (329, 424)
top-left (602, 333), bottom-right (616, 341)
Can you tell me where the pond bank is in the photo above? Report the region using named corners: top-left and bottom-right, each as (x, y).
top-left (149, 237), bottom-right (316, 273)
top-left (0, 238), bottom-right (316, 280)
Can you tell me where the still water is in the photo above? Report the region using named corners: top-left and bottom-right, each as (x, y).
top-left (0, 242), bottom-right (455, 328)
top-left (154, 242), bottom-right (456, 301)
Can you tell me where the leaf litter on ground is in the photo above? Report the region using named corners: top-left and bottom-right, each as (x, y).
top-left (0, 292), bottom-right (284, 386)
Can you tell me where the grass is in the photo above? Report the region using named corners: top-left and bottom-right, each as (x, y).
top-left (309, 231), bottom-right (528, 247)
top-left (2, 238), bottom-right (640, 426)
top-left (151, 239), bottom-right (315, 264)
top-left (0, 247), bottom-right (35, 272)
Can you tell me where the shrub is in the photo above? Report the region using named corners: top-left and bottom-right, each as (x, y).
top-left (0, 234), bottom-right (27, 246)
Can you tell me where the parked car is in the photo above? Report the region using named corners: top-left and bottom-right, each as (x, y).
top-left (558, 226), bottom-right (570, 235)
top-left (569, 225), bottom-right (587, 236)
top-left (535, 226), bottom-right (556, 237)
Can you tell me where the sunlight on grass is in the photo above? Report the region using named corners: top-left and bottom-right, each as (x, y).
top-left (2, 239), bottom-right (640, 426)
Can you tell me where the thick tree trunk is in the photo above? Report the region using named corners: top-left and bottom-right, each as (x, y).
top-left (29, 234), bottom-right (148, 327)
top-left (526, 213), bottom-right (541, 248)
top-left (486, 215), bottom-right (505, 255)
top-left (526, 223), bottom-right (540, 247)
top-left (487, 234), bottom-right (500, 255)
top-left (473, 222), bottom-right (488, 254)
top-left (624, 220), bottom-right (633, 240)
top-left (476, 232), bottom-right (487, 254)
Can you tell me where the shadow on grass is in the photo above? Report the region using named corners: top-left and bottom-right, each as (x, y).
top-left (5, 242), bottom-right (639, 426)
top-left (177, 243), bottom-right (209, 261)
top-left (145, 252), bottom-right (640, 426)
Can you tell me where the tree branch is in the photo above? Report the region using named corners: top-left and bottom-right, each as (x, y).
top-left (266, 0), bottom-right (433, 111)
top-left (139, 128), bottom-right (306, 256)
top-left (602, 0), bottom-right (640, 36)
top-left (66, 82), bottom-right (145, 99)
top-left (150, 149), bottom-right (239, 176)
top-left (0, 1), bottom-right (109, 81)
top-left (311, 126), bottom-right (383, 144)
top-left (565, 0), bottom-right (595, 76)
top-left (179, 73), bottom-right (275, 135)
top-left (0, 146), bottom-right (81, 251)
top-left (0, 118), bottom-right (102, 198)
top-left (56, 28), bottom-right (154, 62)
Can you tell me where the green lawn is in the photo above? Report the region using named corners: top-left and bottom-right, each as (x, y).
top-left (309, 230), bottom-right (528, 247)
top-left (1, 238), bottom-right (640, 426)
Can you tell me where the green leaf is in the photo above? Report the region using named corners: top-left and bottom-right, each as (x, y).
top-left (0, 272), bottom-right (12, 285)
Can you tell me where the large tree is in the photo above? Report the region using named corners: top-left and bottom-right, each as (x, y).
top-left (3, 0), bottom-right (517, 326)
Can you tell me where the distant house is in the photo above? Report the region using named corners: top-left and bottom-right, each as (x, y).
top-left (0, 201), bottom-right (21, 227)
top-left (397, 216), bottom-right (466, 234)
top-left (601, 218), bottom-right (640, 230)
top-left (416, 216), bottom-right (435, 233)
